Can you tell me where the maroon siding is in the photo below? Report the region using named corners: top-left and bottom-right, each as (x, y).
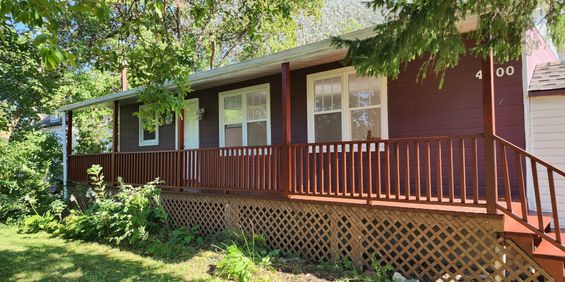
top-left (117, 56), bottom-right (525, 159)
top-left (388, 56), bottom-right (525, 147)
top-left (119, 103), bottom-right (176, 152)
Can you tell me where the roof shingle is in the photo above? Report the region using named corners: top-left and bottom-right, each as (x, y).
top-left (529, 62), bottom-right (565, 92)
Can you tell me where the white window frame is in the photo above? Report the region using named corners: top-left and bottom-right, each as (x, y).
top-left (218, 83), bottom-right (271, 147)
top-left (138, 105), bottom-right (159, 146)
top-left (307, 67), bottom-right (388, 152)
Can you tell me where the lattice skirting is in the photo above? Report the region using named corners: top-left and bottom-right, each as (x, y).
top-left (160, 191), bottom-right (554, 281)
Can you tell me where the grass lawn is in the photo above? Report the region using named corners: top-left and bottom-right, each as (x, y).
top-left (0, 225), bottom-right (224, 282)
top-left (0, 225), bottom-right (359, 282)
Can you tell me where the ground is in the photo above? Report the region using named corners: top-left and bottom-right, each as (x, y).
top-left (0, 225), bottom-right (360, 282)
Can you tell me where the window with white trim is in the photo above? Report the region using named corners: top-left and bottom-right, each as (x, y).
top-left (219, 84), bottom-right (270, 147)
top-left (138, 105), bottom-right (159, 146)
top-left (307, 67), bottom-right (387, 143)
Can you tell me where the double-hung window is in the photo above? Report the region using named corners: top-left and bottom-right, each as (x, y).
top-left (138, 105), bottom-right (159, 146)
top-left (307, 67), bottom-right (387, 143)
top-left (219, 83), bottom-right (270, 147)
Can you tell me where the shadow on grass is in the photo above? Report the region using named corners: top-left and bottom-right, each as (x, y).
top-left (0, 243), bottom-right (186, 282)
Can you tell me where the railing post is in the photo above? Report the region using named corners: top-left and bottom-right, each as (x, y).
top-left (177, 110), bottom-right (185, 191)
top-left (281, 62), bottom-right (292, 197)
top-left (482, 49), bottom-right (498, 214)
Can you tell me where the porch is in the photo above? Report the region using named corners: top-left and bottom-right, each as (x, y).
top-left (67, 133), bottom-right (565, 249)
top-left (61, 52), bottom-right (565, 279)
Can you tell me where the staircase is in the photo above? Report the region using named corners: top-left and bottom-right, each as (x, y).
top-left (503, 213), bottom-right (565, 281)
top-left (494, 135), bottom-right (565, 281)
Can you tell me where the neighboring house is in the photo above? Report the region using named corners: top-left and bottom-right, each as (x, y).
top-left (40, 114), bottom-right (64, 141)
top-left (59, 24), bottom-right (565, 280)
top-left (527, 62), bottom-right (565, 229)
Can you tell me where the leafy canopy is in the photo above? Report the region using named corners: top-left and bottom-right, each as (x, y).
top-left (333, 0), bottom-right (565, 85)
top-left (2, 0), bottom-right (322, 129)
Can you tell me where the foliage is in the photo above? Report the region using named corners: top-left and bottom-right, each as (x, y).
top-left (60, 178), bottom-right (168, 245)
top-left (168, 226), bottom-right (204, 246)
top-left (3, 0), bottom-right (323, 130)
top-left (333, 0), bottom-right (565, 86)
top-left (0, 23), bottom-right (62, 138)
top-left (215, 229), bottom-right (280, 281)
top-left (53, 70), bottom-right (118, 154)
top-left (0, 131), bottom-right (62, 221)
top-left (86, 165), bottom-right (106, 204)
top-left (371, 261), bottom-right (395, 282)
top-left (216, 244), bottom-right (256, 282)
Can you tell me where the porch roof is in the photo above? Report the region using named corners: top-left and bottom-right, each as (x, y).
top-left (58, 16), bottom-right (479, 112)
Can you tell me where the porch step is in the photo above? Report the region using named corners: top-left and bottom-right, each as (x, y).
top-left (534, 234), bottom-right (565, 260)
top-left (502, 214), bottom-right (564, 281)
top-left (503, 214), bottom-right (552, 235)
top-left (533, 235), bottom-right (565, 282)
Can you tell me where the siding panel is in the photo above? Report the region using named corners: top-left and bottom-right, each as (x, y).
top-left (531, 95), bottom-right (565, 223)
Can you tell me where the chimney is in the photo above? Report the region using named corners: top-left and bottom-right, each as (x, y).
top-left (121, 60), bottom-right (128, 91)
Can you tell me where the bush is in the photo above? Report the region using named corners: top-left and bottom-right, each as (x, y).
top-left (58, 178), bottom-right (168, 245)
top-left (0, 131), bottom-right (62, 221)
top-left (215, 229), bottom-right (280, 282)
top-left (216, 244), bottom-right (256, 282)
top-left (168, 226), bottom-right (204, 246)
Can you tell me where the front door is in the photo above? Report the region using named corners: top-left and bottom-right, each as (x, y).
top-left (184, 98), bottom-right (199, 149)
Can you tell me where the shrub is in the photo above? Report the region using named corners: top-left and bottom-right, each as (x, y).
top-left (215, 229), bottom-right (280, 282)
top-left (217, 244), bottom-right (255, 282)
top-left (168, 226), bottom-right (204, 246)
top-left (0, 131), bottom-right (62, 221)
top-left (59, 178), bottom-right (168, 246)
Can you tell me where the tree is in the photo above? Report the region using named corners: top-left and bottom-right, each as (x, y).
top-left (54, 71), bottom-right (119, 154)
top-left (0, 23), bottom-right (62, 140)
top-left (333, 1), bottom-right (564, 85)
top-left (2, 0), bottom-right (323, 130)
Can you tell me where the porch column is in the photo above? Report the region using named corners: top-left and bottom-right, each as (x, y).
top-left (482, 50), bottom-right (498, 214)
top-left (111, 101), bottom-right (119, 184)
top-left (281, 62), bottom-right (291, 197)
top-left (66, 110), bottom-right (73, 157)
top-left (63, 110), bottom-right (72, 199)
top-left (177, 110), bottom-right (184, 191)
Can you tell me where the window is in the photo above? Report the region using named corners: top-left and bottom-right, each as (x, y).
top-left (138, 105), bottom-right (159, 146)
top-left (49, 114), bottom-right (61, 123)
top-left (219, 84), bottom-right (270, 147)
top-left (307, 67), bottom-right (387, 143)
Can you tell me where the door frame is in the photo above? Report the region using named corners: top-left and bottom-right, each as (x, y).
top-left (176, 98), bottom-right (200, 150)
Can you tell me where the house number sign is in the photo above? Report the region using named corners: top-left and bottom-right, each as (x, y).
top-left (475, 66), bottom-right (515, 79)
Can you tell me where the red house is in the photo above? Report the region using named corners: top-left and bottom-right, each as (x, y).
top-left (60, 23), bottom-right (565, 280)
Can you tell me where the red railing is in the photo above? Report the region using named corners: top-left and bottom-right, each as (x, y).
top-left (180, 145), bottom-right (283, 194)
top-left (288, 135), bottom-right (484, 205)
top-left (68, 136), bottom-right (486, 203)
top-left (494, 135), bottom-right (565, 251)
top-left (68, 153), bottom-right (112, 182)
top-left (115, 151), bottom-right (179, 186)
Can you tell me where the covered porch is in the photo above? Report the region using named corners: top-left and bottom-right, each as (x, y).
top-left (60, 43), bottom-right (565, 278)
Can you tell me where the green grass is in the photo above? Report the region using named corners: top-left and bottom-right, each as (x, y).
top-left (0, 224), bottom-right (364, 282)
top-left (0, 225), bottom-right (223, 282)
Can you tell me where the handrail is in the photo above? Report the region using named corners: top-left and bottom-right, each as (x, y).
top-left (494, 134), bottom-right (565, 252)
top-left (494, 135), bottom-right (565, 178)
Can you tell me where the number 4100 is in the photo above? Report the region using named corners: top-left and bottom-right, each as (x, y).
top-left (475, 66), bottom-right (515, 79)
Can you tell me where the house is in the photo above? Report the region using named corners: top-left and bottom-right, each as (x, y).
top-left (58, 23), bottom-right (565, 280)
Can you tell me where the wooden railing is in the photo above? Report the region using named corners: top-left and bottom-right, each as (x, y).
top-left (68, 136), bottom-right (487, 204)
top-left (115, 151), bottom-right (179, 186)
top-left (494, 135), bottom-right (565, 251)
top-left (288, 135), bottom-right (485, 205)
top-left (180, 145), bottom-right (283, 194)
top-left (68, 153), bottom-right (112, 182)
